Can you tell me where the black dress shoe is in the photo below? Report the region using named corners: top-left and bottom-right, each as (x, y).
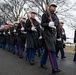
top-left (56, 55), bottom-right (59, 58)
top-left (61, 56), bottom-right (66, 59)
top-left (3, 48), bottom-right (5, 50)
top-left (30, 61), bottom-right (34, 65)
top-left (38, 54), bottom-right (41, 57)
top-left (13, 52), bottom-right (16, 54)
top-left (8, 49), bottom-right (10, 52)
top-left (35, 53), bottom-right (37, 55)
top-left (19, 56), bottom-right (23, 58)
top-left (17, 52), bottom-right (19, 55)
top-left (26, 58), bottom-right (30, 62)
top-left (73, 60), bottom-right (76, 62)
top-left (0, 46), bottom-right (2, 48)
top-left (40, 65), bottom-right (48, 69)
top-left (52, 69), bottom-right (61, 74)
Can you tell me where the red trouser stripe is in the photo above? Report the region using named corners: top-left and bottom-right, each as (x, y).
top-left (49, 52), bottom-right (55, 69)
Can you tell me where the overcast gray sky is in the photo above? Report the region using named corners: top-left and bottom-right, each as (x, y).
top-left (63, 0), bottom-right (76, 43)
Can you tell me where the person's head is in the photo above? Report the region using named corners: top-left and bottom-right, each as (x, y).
top-left (49, 2), bottom-right (57, 12)
top-left (14, 21), bottom-right (19, 27)
top-left (31, 11), bottom-right (37, 19)
top-left (21, 16), bottom-right (26, 23)
top-left (14, 23), bottom-right (18, 27)
top-left (4, 25), bottom-right (8, 30)
top-left (60, 22), bottom-right (64, 29)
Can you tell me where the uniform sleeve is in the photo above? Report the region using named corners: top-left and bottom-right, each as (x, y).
top-left (63, 29), bottom-right (66, 41)
top-left (16, 24), bottom-right (21, 33)
top-left (56, 24), bottom-right (61, 38)
top-left (25, 19), bottom-right (32, 32)
top-left (41, 13), bottom-right (49, 28)
top-left (35, 20), bottom-right (42, 37)
top-left (52, 14), bottom-right (61, 38)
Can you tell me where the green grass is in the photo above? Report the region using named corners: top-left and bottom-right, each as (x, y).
top-left (64, 46), bottom-right (75, 54)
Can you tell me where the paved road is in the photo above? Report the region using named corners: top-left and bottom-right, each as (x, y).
top-left (0, 48), bottom-right (76, 75)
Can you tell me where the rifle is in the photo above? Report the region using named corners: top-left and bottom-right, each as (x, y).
top-left (44, 1), bottom-right (52, 21)
top-left (24, 8), bottom-right (35, 27)
top-left (17, 16), bottom-right (24, 28)
top-left (44, 1), bottom-right (57, 33)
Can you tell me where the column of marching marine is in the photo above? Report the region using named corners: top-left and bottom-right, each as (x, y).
top-left (0, 11), bottom-right (43, 66)
top-left (0, 1), bottom-right (68, 74)
top-left (0, 13), bottom-right (42, 59)
top-left (0, 16), bottom-right (26, 58)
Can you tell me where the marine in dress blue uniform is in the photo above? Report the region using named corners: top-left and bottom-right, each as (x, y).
top-left (40, 2), bottom-right (61, 74)
top-left (56, 21), bottom-right (66, 59)
top-left (17, 17), bottom-right (26, 58)
top-left (25, 10), bottom-right (41, 65)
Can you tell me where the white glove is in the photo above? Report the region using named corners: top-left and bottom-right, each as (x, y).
top-left (49, 21), bottom-right (55, 28)
top-left (39, 36), bottom-right (42, 39)
top-left (21, 32), bottom-right (27, 34)
top-left (63, 41), bottom-right (66, 43)
top-left (62, 32), bottom-right (65, 35)
top-left (13, 29), bottom-right (16, 32)
top-left (31, 27), bottom-right (37, 31)
top-left (21, 27), bottom-right (24, 31)
top-left (8, 31), bottom-right (10, 34)
top-left (3, 32), bottom-right (5, 35)
top-left (52, 26), bottom-right (56, 29)
top-left (57, 38), bottom-right (61, 41)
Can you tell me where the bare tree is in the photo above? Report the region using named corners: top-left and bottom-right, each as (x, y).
top-left (25, 0), bottom-right (76, 29)
top-left (0, 0), bottom-right (76, 29)
top-left (0, 0), bottom-right (27, 22)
